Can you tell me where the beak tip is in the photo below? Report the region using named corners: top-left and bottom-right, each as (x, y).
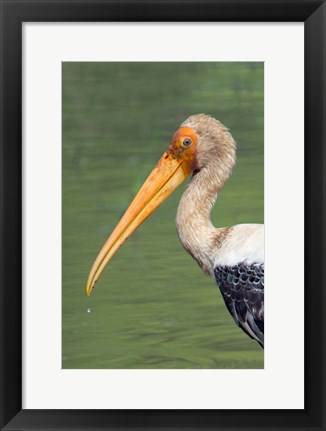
top-left (85, 283), bottom-right (93, 296)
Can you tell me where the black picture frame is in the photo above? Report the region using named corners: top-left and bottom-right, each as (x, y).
top-left (1, 1), bottom-right (325, 430)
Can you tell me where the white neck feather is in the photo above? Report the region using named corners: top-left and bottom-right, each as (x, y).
top-left (176, 166), bottom-right (228, 275)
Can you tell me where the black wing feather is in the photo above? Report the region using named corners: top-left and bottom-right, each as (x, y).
top-left (214, 263), bottom-right (264, 347)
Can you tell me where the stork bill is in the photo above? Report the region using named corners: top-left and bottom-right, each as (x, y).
top-left (86, 114), bottom-right (264, 347)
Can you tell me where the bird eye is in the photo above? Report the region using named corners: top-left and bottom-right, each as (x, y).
top-left (183, 138), bottom-right (192, 147)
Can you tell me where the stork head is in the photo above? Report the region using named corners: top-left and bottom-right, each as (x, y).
top-left (179, 114), bottom-right (236, 174)
top-left (86, 114), bottom-right (236, 296)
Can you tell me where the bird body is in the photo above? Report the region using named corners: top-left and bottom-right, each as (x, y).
top-left (86, 114), bottom-right (264, 348)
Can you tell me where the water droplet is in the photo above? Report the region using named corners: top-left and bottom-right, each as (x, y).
top-left (87, 308), bottom-right (91, 314)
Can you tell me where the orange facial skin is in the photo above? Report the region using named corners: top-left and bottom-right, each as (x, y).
top-left (168, 127), bottom-right (199, 174)
top-left (85, 127), bottom-right (198, 296)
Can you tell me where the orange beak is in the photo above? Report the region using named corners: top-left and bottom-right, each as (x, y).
top-left (86, 149), bottom-right (193, 296)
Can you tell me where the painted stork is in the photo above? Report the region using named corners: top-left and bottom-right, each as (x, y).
top-left (86, 114), bottom-right (264, 348)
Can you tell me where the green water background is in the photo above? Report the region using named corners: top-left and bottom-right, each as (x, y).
top-left (62, 62), bottom-right (264, 369)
